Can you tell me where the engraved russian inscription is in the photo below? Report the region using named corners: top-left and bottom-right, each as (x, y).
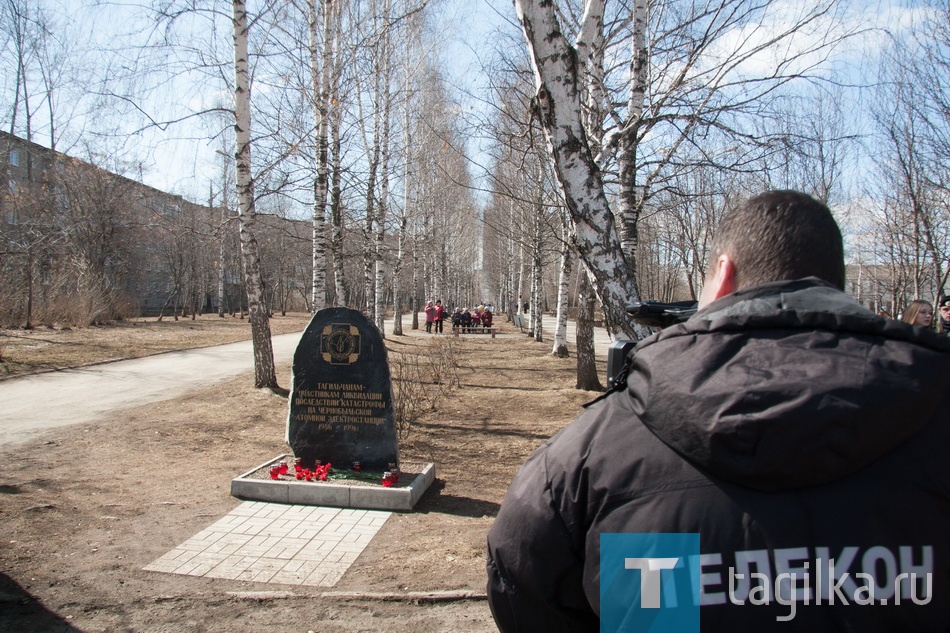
top-left (286, 308), bottom-right (398, 470)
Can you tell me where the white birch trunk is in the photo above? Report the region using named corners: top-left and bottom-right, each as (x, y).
top-left (394, 33), bottom-right (414, 336)
top-left (421, 214), bottom-right (431, 307)
top-left (330, 82), bottom-right (346, 305)
top-left (374, 13), bottom-right (392, 336)
top-left (410, 221), bottom-right (419, 329)
top-left (506, 197), bottom-right (517, 317)
top-left (233, 0), bottom-right (277, 389)
top-left (618, 0), bottom-right (649, 274)
top-left (530, 159), bottom-right (545, 342)
top-left (577, 0), bottom-right (607, 158)
top-left (363, 147), bottom-right (378, 313)
top-left (531, 233), bottom-right (543, 342)
top-left (517, 238), bottom-right (526, 315)
top-left (215, 185), bottom-right (225, 317)
top-left (513, 0), bottom-right (648, 339)
top-left (309, 0), bottom-right (332, 313)
top-left (392, 217), bottom-right (405, 335)
top-left (322, 0), bottom-right (345, 306)
top-left (575, 269), bottom-right (602, 390)
top-left (552, 222), bottom-right (572, 357)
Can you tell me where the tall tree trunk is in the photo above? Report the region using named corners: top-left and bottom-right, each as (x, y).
top-left (363, 144), bottom-right (379, 313)
top-left (618, 0), bottom-right (648, 276)
top-left (411, 222), bottom-right (420, 330)
top-left (330, 105), bottom-right (346, 305)
top-left (24, 245), bottom-right (34, 329)
top-left (575, 271), bottom-right (602, 391)
top-left (216, 193), bottom-right (226, 317)
top-left (309, 0), bottom-right (333, 313)
top-left (552, 225), bottom-right (572, 357)
top-left (392, 216), bottom-right (405, 335)
top-left (375, 20), bottom-right (392, 335)
top-left (514, 0), bottom-right (647, 339)
top-left (506, 198), bottom-right (517, 318)
top-left (328, 1), bottom-right (346, 307)
top-left (233, 0), bottom-right (277, 390)
top-left (530, 190), bottom-right (544, 342)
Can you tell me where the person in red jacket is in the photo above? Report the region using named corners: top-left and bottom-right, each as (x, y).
top-left (433, 299), bottom-right (446, 334)
top-left (423, 300), bottom-right (436, 334)
top-left (481, 308), bottom-right (493, 330)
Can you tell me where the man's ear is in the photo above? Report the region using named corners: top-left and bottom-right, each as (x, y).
top-left (698, 254), bottom-right (737, 308)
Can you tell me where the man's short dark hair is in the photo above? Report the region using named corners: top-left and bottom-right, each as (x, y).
top-left (709, 190), bottom-right (845, 290)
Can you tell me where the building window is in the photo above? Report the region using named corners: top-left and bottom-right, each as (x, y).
top-left (9, 150), bottom-right (19, 167)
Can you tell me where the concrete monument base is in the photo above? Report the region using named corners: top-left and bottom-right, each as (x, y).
top-left (231, 455), bottom-right (436, 512)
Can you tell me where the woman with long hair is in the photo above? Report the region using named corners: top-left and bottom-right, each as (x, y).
top-left (900, 299), bottom-right (934, 329)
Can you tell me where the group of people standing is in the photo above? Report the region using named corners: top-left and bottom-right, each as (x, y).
top-left (423, 300), bottom-right (446, 333)
top-left (899, 296), bottom-right (950, 334)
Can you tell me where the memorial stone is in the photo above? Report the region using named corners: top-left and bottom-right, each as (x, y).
top-left (286, 307), bottom-right (398, 471)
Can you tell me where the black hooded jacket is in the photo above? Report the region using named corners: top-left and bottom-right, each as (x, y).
top-left (486, 279), bottom-right (950, 632)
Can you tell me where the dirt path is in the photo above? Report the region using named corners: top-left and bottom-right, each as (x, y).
top-left (0, 323), bottom-right (599, 632)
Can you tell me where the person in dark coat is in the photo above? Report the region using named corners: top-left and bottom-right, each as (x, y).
top-left (939, 295), bottom-right (950, 335)
top-left (487, 190), bottom-right (950, 632)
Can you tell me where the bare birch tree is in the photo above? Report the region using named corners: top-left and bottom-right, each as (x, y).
top-left (551, 217), bottom-right (572, 357)
top-left (513, 0), bottom-right (643, 339)
top-left (513, 0), bottom-right (854, 337)
top-left (232, 0), bottom-right (277, 390)
top-left (308, 0), bottom-right (335, 313)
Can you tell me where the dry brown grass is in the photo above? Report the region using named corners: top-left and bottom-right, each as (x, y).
top-left (0, 312), bottom-right (312, 379)
top-left (0, 313), bottom-right (595, 632)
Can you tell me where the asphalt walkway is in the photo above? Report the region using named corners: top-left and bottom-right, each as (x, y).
top-left (0, 333), bottom-right (302, 448)
top-left (0, 314), bottom-right (614, 449)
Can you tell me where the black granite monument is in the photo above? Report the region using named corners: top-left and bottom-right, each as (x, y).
top-left (286, 308), bottom-right (398, 471)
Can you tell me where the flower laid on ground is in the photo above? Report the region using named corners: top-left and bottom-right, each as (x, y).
top-left (313, 462), bottom-right (332, 481)
top-left (265, 457), bottom-right (404, 486)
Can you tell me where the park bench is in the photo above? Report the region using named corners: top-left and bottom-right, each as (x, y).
top-left (453, 326), bottom-right (498, 338)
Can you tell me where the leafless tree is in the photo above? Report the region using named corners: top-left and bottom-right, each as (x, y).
top-left (513, 0), bottom-right (857, 337)
top-left (232, 0), bottom-right (277, 390)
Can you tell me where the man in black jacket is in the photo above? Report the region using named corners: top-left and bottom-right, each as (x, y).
top-left (486, 190), bottom-right (950, 631)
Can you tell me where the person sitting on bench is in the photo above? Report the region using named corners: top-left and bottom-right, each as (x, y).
top-left (460, 308), bottom-right (472, 333)
top-left (481, 308), bottom-right (493, 331)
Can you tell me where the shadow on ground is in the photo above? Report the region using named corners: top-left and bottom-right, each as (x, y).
top-left (416, 479), bottom-right (501, 518)
top-left (0, 572), bottom-right (84, 633)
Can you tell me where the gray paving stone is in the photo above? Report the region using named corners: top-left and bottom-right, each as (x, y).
top-left (145, 501), bottom-right (391, 588)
